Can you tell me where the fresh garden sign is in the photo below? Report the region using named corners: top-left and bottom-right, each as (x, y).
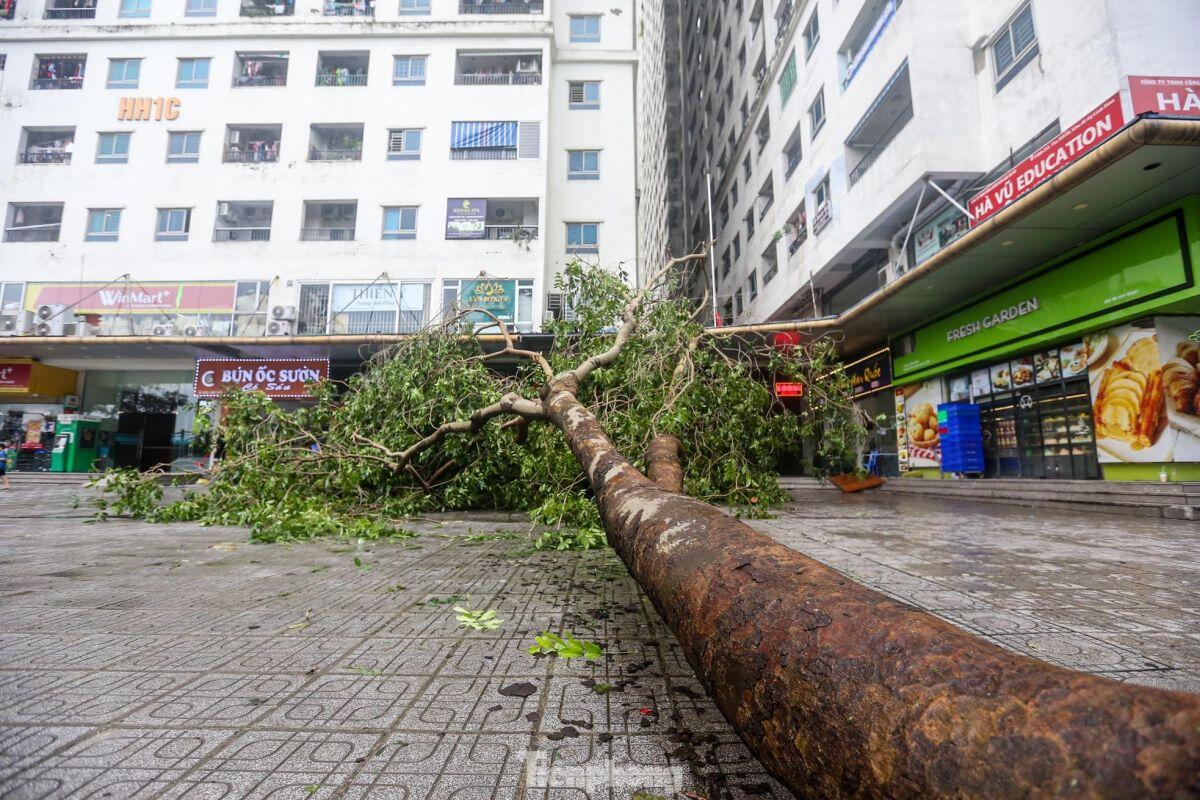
top-left (946, 298), bottom-right (1041, 342)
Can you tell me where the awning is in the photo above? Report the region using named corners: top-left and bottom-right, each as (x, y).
top-left (450, 121), bottom-right (517, 149)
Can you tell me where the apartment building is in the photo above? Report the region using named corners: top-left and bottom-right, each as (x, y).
top-left (676, 0), bottom-right (1200, 483)
top-left (0, 0), bottom-right (646, 468)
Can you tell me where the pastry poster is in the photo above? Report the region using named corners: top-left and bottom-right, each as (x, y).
top-left (1087, 317), bottom-right (1200, 464)
top-left (900, 379), bottom-right (944, 468)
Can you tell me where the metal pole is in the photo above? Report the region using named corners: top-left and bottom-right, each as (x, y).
top-left (705, 171), bottom-right (719, 325)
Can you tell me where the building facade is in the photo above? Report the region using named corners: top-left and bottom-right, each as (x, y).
top-left (0, 0), bottom-right (647, 468)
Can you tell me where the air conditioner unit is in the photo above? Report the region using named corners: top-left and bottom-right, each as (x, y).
top-left (0, 311), bottom-right (32, 336)
top-left (271, 305), bottom-right (297, 321)
top-left (184, 324), bottom-right (211, 337)
top-left (37, 303), bottom-right (66, 322)
top-left (34, 317), bottom-right (65, 336)
top-left (267, 319), bottom-right (293, 336)
top-left (152, 323), bottom-right (177, 336)
top-left (77, 322), bottom-right (102, 337)
top-left (217, 202), bottom-right (232, 218)
top-left (545, 292), bottom-right (563, 319)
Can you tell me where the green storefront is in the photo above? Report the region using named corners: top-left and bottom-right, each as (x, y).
top-left (891, 196), bottom-right (1200, 482)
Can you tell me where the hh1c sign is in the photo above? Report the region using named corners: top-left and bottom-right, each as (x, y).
top-left (194, 358), bottom-right (329, 399)
top-left (968, 93), bottom-right (1125, 225)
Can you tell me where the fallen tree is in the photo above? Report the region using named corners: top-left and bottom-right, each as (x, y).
top-left (96, 254), bottom-right (1200, 796)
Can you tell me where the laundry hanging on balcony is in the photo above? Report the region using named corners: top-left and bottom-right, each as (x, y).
top-left (449, 121), bottom-right (518, 150)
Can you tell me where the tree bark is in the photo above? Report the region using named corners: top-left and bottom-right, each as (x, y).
top-left (545, 383), bottom-right (1200, 799)
top-left (645, 434), bottom-right (684, 493)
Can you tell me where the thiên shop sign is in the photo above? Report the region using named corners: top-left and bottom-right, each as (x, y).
top-left (194, 358), bottom-right (329, 399)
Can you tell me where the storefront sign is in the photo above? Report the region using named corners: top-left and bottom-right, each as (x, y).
top-left (968, 94), bottom-right (1125, 224)
top-left (1128, 75), bottom-right (1200, 118)
top-left (24, 282), bottom-right (238, 315)
top-left (912, 205), bottom-right (969, 266)
top-left (117, 96), bottom-right (181, 121)
top-left (0, 359), bottom-right (77, 397)
top-left (445, 199), bottom-right (487, 240)
top-left (460, 279), bottom-right (516, 323)
top-left (774, 381), bottom-right (804, 397)
top-left (894, 208), bottom-right (1191, 379)
top-left (331, 284), bottom-right (399, 312)
top-left (845, 350), bottom-right (892, 397)
top-left (0, 362), bottom-right (32, 392)
top-left (194, 358), bottom-right (329, 399)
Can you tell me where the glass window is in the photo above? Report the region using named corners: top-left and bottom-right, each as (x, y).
top-left (777, 50), bottom-right (797, 104)
top-left (569, 14), bottom-right (601, 43)
top-left (808, 88), bottom-right (825, 137)
top-left (387, 128), bottom-right (421, 160)
top-left (393, 55), bottom-right (426, 86)
top-left (85, 209), bottom-right (121, 242)
top-left (155, 207), bottom-right (191, 241)
top-left (382, 206), bottom-right (418, 240)
top-left (177, 58), bottom-right (210, 89)
top-left (992, 3), bottom-right (1038, 90)
top-left (568, 80), bottom-right (600, 109)
top-left (567, 149), bottom-right (599, 180)
top-left (802, 10), bottom-right (819, 58)
top-left (566, 222), bottom-right (598, 254)
top-left (232, 280), bottom-right (270, 335)
top-left (516, 279), bottom-right (533, 331)
top-left (96, 132), bottom-right (131, 163)
top-left (167, 131), bottom-right (202, 163)
top-left (185, 0), bottom-right (217, 15)
top-left (119, 0), bottom-right (151, 16)
top-left (107, 58), bottom-right (141, 89)
top-left (399, 0), bottom-right (429, 13)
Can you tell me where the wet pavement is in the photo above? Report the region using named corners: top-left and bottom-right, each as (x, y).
top-left (2, 484), bottom-right (1198, 799)
top-left (750, 488), bottom-right (1200, 693)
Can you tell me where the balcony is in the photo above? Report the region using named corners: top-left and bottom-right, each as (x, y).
top-left (301, 201), bottom-right (356, 241)
top-left (213, 201), bottom-right (273, 242)
top-left (324, 0), bottom-right (372, 14)
top-left (316, 52), bottom-right (368, 86)
top-left (455, 51), bottom-right (542, 86)
top-left (5, 204), bottom-right (63, 243)
top-left (840, 0), bottom-right (899, 89)
top-left (20, 128), bottom-right (75, 164)
top-left (484, 225), bottom-right (538, 240)
top-left (44, 0), bottom-right (95, 18)
top-left (445, 198), bottom-right (538, 241)
top-left (459, 0), bottom-right (542, 12)
top-left (812, 203), bottom-right (832, 234)
top-left (31, 56), bottom-right (86, 90)
top-left (233, 53), bottom-right (289, 87)
top-left (308, 124), bottom-right (363, 161)
top-left (223, 125), bottom-right (281, 163)
top-left (240, 0), bottom-right (293, 15)
top-left (787, 210), bottom-right (808, 255)
top-left (1, 0), bottom-right (13, 18)
top-left (845, 60), bottom-right (912, 186)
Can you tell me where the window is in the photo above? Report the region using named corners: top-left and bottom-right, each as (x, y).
top-left (567, 149), bottom-right (599, 180)
top-left (399, 0), bottom-right (429, 13)
top-left (992, 2), bottom-right (1038, 91)
top-left (393, 55), bottom-right (426, 86)
top-left (802, 10), bottom-right (819, 58)
top-left (177, 58), bottom-right (210, 88)
top-left (566, 222), bottom-right (599, 254)
top-left (233, 280), bottom-right (270, 335)
top-left (382, 206), bottom-right (418, 239)
top-left (387, 128), bottom-right (422, 160)
top-left (449, 121), bottom-right (520, 160)
top-left (185, 0), bottom-right (216, 15)
top-left (720, 249), bottom-right (731, 278)
top-left (808, 88), bottom-right (826, 137)
top-left (440, 279), bottom-right (532, 332)
top-left (569, 14), bottom-right (601, 42)
top-left (85, 209), bottom-right (121, 242)
top-left (732, 233), bottom-right (741, 259)
top-left (568, 80), bottom-right (600, 109)
top-left (167, 131), bottom-right (201, 163)
top-left (747, 270), bottom-right (758, 301)
top-left (813, 174), bottom-right (832, 233)
top-left (119, 0), bottom-right (150, 16)
top-left (107, 58), bottom-right (141, 89)
top-left (814, 175), bottom-right (831, 209)
top-left (155, 207), bottom-right (191, 241)
top-left (96, 132), bottom-right (131, 163)
top-left (5, 203), bottom-right (63, 243)
top-left (777, 50), bottom-right (797, 104)
top-left (734, 288), bottom-right (743, 318)
top-left (745, 210), bottom-right (755, 239)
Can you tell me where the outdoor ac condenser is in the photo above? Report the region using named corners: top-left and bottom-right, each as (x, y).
top-left (271, 305), bottom-right (297, 321)
top-left (34, 305), bottom-right (66, 336)
top-left (0, 311), bottom-right (32, 336)
top-left (151, 323), bottom-right (177, 336)
top-left (184, 324), bottom-right (211, 337)
top-left (267, 319), bottom-right (293, 336)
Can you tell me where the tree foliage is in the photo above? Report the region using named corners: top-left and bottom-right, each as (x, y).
top-left (92, 262), bottom-right (865, 543)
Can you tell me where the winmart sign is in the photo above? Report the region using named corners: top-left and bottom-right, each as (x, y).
top-left (968, 94), bottom-right (1124, 225)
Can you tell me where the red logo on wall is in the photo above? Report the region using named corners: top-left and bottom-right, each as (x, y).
top-left (0, 363), bottom-right (33, 390)
top-left (1128, 75), bottom-right (1200, 119)
top-left (194, 358), bottom-right (329, 399)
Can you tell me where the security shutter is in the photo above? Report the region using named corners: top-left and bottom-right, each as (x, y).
top-left (388, 130), bottom-right (406, 152)
top-left (569, 82), bottom-right (585, 104)
top-left (517, 121), bottom-right (540, 159)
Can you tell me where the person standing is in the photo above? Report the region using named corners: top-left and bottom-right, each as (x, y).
top-left (0, 440), bottom-right (10, 490)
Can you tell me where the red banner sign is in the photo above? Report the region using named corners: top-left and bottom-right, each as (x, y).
top-left (1128, 75), bottom-right (1200, 118)
top-left (774, 381), bottom-right (805, 397)
top-left (968, 93), bottom-right (1125, 225)
top-left (25, 282), bottom-right (238, 315)
top-left (194, 358), bottom-right (329, 399)
top-left (0, 363), bottom-right (32, 391)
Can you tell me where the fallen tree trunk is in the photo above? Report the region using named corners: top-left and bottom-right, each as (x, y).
top-left (547, 384), bottom-right (1200, 799)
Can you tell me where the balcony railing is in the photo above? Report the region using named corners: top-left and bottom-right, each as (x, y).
top-left (45, 6), bottom-right (96, 18)
top-left (324, 0), bottom-right (372, 14)
top-left (309, 147), bottom-right (362, 161)
top-left (316, 72), bottom-right (368, 86)
top-left (459, 1), bottom-right (543, 13)
top-left (213, 227), bottom-right (271, 242)
top-left (20, 150), bottom-right (72, 164)
top-left (484, 225), bottom-right (538, 240)
top-left (455, 72), bottom-right (541, 86)
top-left (31, 76), bottom-right (84, 90)
top-left (5, 226), bottom-right (61, 243)
top-left (223, 146), bottom-right (280, 163)
top-left (240, 1), bottom-right (293, 14)
top-left (842, 0), bottom-right (898, 89)
top-left (812, 204), bottom-right (832, 234)
top-left (233, 74), bottom-right (287, 87)
top-left (301, 227), bottom-right (355, 241)
top-left (788, 225), bottom-right (807, 254)
top-left (449, 147), bottom-right (517, 161)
